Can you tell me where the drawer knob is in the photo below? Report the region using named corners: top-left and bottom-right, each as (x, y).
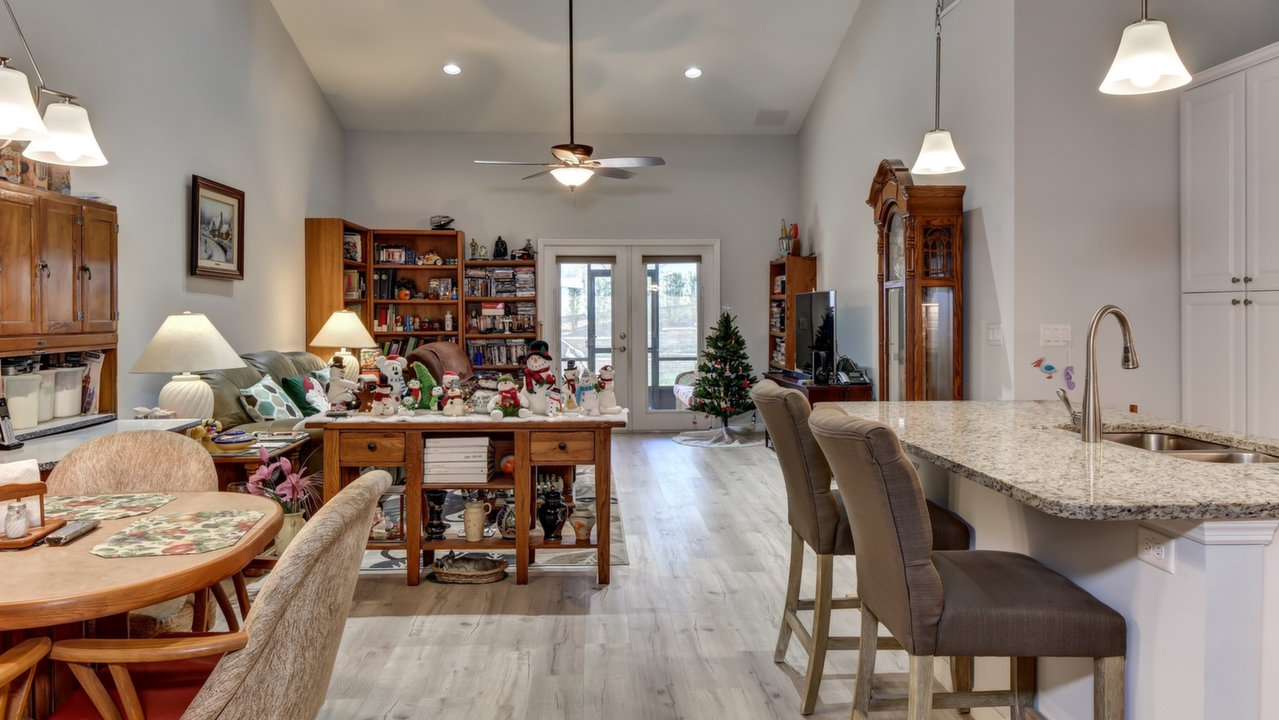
top-left (558, 442), bottom-right (567, 450)
top-left (367, 442), bottom-right (377, 451)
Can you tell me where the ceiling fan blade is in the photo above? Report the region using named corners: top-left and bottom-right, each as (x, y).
top-left (593, 156), bottom-right (666, 168)
top-left (594, 167), bottom-right (636, 180)
top-left (476, 160), bottom-right (555, 166)
top-left (522, 169), bottom-right (557, 180)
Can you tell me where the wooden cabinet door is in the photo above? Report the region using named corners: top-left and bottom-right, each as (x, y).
top-left (1247, 291), bottom-right (1279, 438)
top-left (0, 188), bottom-right (39, 335)
top-left (1247, 58), bottom-right (1279, 292)
top-left (81, 207), bottom-right (117, 333)
top-left (1182, 292), bottom-right (1246, 431)
top-left (1181, 73), bottom-right (1246, 293)
top-left (38, 196), bottom-right (82, 333)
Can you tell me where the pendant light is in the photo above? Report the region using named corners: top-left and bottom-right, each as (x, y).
top-left (2, 0), bottom-right (107, 166)
top-left (0, 57), bottom-right (45, 140)
top-left (912, 0), bottom-right (963, 176)
top-left (1100, 0), bottom-right (1191, 95)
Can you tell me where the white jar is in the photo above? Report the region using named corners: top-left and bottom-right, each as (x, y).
top-left (36, 369), bottom-right (57, 422)
top-left (3, 374), bottom-right (41, 429)
top-left (5, 502), bottom-right (29, 540)
top-left (53, 366), bottom-right (87, 418)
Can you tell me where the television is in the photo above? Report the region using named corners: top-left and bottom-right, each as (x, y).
top-left (795, 290), bottom-right (836, 383)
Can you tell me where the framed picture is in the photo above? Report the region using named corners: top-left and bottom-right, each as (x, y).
top-left (190, 175), bottom-right (245, 280)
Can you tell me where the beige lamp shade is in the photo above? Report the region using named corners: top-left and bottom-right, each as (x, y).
top-left (130, 312), bottom-right (245, 419)
top-left (311, 310), bottom-right (376, 382)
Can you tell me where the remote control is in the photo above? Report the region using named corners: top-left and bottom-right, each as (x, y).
top-left (45, 520), bottom-right (101, 546)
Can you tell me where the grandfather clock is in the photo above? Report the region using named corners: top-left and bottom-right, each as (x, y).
top-left (867, 159), bottom-right (965, 401)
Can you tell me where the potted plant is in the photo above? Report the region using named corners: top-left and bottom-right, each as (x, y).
top-left (246, 447), bottom-right (318, 554)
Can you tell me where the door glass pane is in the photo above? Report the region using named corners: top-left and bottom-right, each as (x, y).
top-left (887, 287), bottom-right (906, 401)
top-left (559, 262), bottom-right (614, 377)
top-left (646, 261), bottom-right (699, 410)
top-left (921, 287), bottom-right (954, 400)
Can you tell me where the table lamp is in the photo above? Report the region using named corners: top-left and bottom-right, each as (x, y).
top-left (310, 310), bottom-right (377, 381)
top-left (129, 312), bottom-right (246, 419)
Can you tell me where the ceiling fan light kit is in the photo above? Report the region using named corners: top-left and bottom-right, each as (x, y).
top-left (474, 0), bottom-right (664, 190)
top-left (912, 0), bottom-right (963, 176)
top-left (1100, 0), bottom-right (1190, 95)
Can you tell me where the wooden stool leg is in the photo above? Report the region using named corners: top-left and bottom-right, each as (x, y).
top-left (906, 655), bottom-right (935, 720)
top-left (1094, 656), bottom-right (1124, 720)
top-left (210, 583), bottom-right (238, 632)
top-left (191, 590), bottom-right (209, 632)
top-left (775, 530), bottom-right (804, 663)
top-left (1012, 656), bottom-right (1036, 720)
top-left (232, 572), bottom-right (252, 618)
top-left (799, 553), bottom-right (833, 715)
top-left (952, 655), bottom-right (973, 714)
top-left (852, 605), bottom-right (879, 720)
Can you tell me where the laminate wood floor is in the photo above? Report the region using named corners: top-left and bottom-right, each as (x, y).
top-left (320, 435), bottom-right (965, 720)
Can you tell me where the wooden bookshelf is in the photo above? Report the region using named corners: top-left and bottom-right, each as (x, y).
top-left (462, 254), bottom-right (538, 371)
top-left (768, 255), bottom-right (817, 371)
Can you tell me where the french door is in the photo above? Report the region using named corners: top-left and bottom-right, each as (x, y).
top-left (539, 240), bottom-right (720, 432)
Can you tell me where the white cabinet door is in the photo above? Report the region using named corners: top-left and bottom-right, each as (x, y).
top-left (1182, 74), bottom-right (1246, 293)
top-left (1248, 58), bottom-right (1279, 292)
top-left (1182, 292), bottom-right (1246, 432)
top-left (1247, 292), bottom-right (1279, 439)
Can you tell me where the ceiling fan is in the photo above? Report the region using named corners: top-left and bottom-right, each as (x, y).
top-left (474, 0), bottom-right (665, 190)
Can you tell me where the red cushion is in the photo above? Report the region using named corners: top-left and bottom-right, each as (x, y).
top-left (49, 657), bottom-right (222, 720)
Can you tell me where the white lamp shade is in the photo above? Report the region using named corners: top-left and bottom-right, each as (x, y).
top-left (1099, 19), bottom-right (1191, 95)
top-left (551, 166), bottom-right (594, 188)
top-left (23, 102), bottom-right (107, 167)
top-left (911, 130), bottom-right (965, 175)
top-left (130, 312), bottom-right (246, 375)
top-left (0, 66), bottom-right (47, 141)
top-left (310, 310), bottom-right (376, 349)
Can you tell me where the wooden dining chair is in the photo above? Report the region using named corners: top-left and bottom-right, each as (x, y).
top-left (45, 470), bottom-right (391, 720)
top-left (0, 638), bottom-right (49, 720)
top-left (46, 430), bottom-right (245, 635)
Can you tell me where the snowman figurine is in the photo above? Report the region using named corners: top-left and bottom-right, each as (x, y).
top-left (597, 365), bottom-right (623, 414)
top-left (521, 340), bottom-right (556, 415)
top-left (546, 387), bottom-right (564, 417)
top-left (488, 374), bottom-right (531, 420)
top-left (561, 361), bottom-right (581, 414)
top-left (441, 386), bottom-right (470, 417)
top-left (579, 368), bottom-right (600, 416)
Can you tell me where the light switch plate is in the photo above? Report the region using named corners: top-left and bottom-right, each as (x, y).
top-left (986, 323), bottom-right (1003, 346)
top-left (1040, 324), bottom-right (1072, 347)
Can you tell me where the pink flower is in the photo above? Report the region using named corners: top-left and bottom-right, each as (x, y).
top-left (259, 446), bottom-right (269, 464)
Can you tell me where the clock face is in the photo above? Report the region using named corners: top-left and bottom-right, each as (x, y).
top-left (888, 211), bottom-right (905, 281)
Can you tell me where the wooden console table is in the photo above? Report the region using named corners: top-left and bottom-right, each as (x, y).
top-left (322, 415), bottom-right (626, 586)
top-left (763, 372), bottom-right (874, 403)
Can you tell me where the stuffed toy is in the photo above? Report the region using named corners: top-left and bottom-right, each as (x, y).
top-left (488, 373), bottom-right (530, 420)
top-left (375, 355), bottom-right (409, 401)
top-left (410, 362), bottom-right (438, 410)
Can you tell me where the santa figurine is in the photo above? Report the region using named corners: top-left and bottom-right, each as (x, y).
top-left (521, 340), bottom-right (556, 415)
top-left (597, 365), bottom-right (623, 414)
top-left (488, 373), bottom-right (531, 420)
top-left (561, 361), bottom-right (581, 414)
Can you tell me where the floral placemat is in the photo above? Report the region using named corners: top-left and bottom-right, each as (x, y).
top-left (45, 493), bottom-right (176, 522)
top-left (90, 510), bottom-right (265, 558)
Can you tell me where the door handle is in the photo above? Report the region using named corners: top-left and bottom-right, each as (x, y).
top-left (614, 345), bottom-right (626, 352)
top-left (619, 332), bottom-right (627, 340)
top-left (81, 264), bottom-right (91, 280)
top-left (37, 260), bottom-right (49, 278)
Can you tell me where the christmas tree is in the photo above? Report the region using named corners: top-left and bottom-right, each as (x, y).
top-left (689, 312), bottom-right (758, 428)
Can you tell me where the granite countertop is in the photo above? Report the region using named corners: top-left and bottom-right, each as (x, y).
top-left (831, 401), bottom-right (1279, 521)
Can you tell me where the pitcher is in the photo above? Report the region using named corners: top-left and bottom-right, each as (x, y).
top-left (464, 500), bottom-right (492, 542)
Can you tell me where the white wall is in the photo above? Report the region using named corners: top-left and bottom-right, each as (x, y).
top-left (0, 1), bottom-right (345, 408)
top-left (343, 131), bottom-right (798, 377)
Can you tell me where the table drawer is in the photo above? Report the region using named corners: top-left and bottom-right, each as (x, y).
top-left (339, 432), bottom-right (406, 463)
top-left (529, 431), bottom-right (595, 463)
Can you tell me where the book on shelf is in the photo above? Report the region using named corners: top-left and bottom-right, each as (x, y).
top-left (423, 436), bottom-right (491, 448)
top-left (463, 265), bottom-right (534, 298)
top-left (424, 462), bottom-right (490, 475)
top-left (421, 448), bottom-right (490, 463)
top-left (465, 338), bottom-right (528, 367)
top-left (422, 437), bottom-right (495, 484)
top-left (422, 473), bottom-right (493, 485)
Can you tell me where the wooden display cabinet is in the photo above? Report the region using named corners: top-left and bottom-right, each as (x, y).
top-left (767, 255), bottom-right (817, 372)
top-left (461, 257), bottom-right (538, 372)
top-left (304, 218), bottom-right (372, 356)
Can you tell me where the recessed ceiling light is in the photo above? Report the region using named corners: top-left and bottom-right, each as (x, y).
top-left (443, 64), bottom-right (461, 76)
top-left (685, 67), bottom-right (702, 79)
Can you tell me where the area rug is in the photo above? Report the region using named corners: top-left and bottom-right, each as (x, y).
top-left (360, 465), bottom-right (627, 572)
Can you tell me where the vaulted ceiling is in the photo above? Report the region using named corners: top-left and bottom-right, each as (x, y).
top-left (270, 0), bottom-right (860, 136)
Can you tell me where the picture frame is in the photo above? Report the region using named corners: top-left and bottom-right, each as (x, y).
top-left (190, 175), bottom-right (245, 280)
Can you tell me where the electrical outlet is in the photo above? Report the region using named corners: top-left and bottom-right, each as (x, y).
top-left (986, 323), bottom-right (1003, 346)
top-left (1137, 525), bottom-right (1176, 574)
top-left (1040, 324), bottom-right (1072, 347)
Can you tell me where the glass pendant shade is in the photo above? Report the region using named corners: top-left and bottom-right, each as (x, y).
top-left (23, 101), bottom-right (107, 166)
top-left (0, 65), bottom-right (46, 140)
top-left (1100, 19), bottom-right (1191, 95)
top-left (912, 130), bottom-right (965, 175)
top-left (550, 166), bottom-right (594, 188)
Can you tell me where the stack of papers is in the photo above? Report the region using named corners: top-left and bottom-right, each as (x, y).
top-left (423, 436), bottom-right (494, 484)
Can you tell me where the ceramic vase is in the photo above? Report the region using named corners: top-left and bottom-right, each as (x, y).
top-left (463, 500), bottom-right (492, 542)
top-left (5, 503), bottom-right (29, 540)
top-left (496, 502), bottom-right (518, 540)
top-left (538, 489), bottom-right (568, 541)
top-left (424, 489), bottom-right (449, 541)
top-left (569, 512), bottom-right (596, 542)
top-left (276, 512), bottom-right (305, 555)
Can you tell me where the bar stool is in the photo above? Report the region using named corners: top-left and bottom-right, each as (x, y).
top-left (751, 380), bottom-right (973, 714)
top-left (808, 406), bottom-right (1126, 720)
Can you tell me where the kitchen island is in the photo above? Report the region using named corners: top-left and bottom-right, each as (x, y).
top-left (832, 400), bottom-right (1279, 720)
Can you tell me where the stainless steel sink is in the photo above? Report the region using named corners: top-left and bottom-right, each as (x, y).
top-left (1100, 431), bottom-right (1279, 463)
top-left (1102, 432), bottom-right (1227, 451)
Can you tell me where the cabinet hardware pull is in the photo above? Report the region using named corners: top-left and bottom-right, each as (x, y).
top-left (1245, 299), bottom-right (1254, 306)
top-left (1245, 276), bottom-right (1253, 283)
top-left (81, 264), bottom-right (91, 280)
top-left (367, 442), bottom-right (377, 451)
top-left (1232, 299), bottom-right (1241, 305)
top-left (1233, 277), bottom-right (1242, 283)
top-left (558, 442), bottom-right (567, 451)
top-left (37, 260), bottom-right (49, 277)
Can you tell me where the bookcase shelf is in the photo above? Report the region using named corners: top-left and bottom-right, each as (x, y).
top-left (768, 255), bottom-right (817, 371)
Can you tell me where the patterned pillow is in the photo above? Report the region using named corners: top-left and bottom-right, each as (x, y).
top-left (239, 377), bottom-right (304, 422)
top-left (309, 366), bottom-right (332, 388)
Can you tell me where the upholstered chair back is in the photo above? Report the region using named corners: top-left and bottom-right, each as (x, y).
top-left (750, 380), bottom-right (847, 554)
top-left (181, 470), bottom-right (392, 720)
top-left (47, 430), bottom-right (217, 495)
top-left (808, 406), bottom-right (944, 656)
top-left (407, 341), bottom-right (475, 386)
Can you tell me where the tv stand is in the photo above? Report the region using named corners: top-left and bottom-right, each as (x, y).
top-left (763, 372), bottom-right (874, 404)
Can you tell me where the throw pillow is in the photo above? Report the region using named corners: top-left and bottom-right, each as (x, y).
top-left (300, 374), bottom-right (331, 414)
top-left (309, 366), bottom-right (332, 388)
top-left (279, 375), bottom-right (321, 417)
top-left (240, 377), bottom-right (305, 423)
